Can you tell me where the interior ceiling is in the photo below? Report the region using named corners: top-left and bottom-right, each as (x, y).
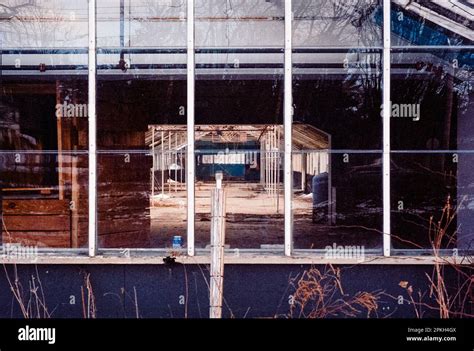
top-left (146, 124), bottom-right (330, 150)
top-left (2, 2), bottom-right (471, 84)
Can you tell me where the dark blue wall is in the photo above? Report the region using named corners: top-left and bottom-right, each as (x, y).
top-left (0, 264), bottom-right (467, 318)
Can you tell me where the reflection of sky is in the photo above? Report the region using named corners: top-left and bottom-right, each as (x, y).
top-left (0, 0), bottom-right (470, 80)
top-left (0, 0), bottom-right (383, 48)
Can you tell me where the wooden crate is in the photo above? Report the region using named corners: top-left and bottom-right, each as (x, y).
top-left (2, 199), bottom-right (72, 248)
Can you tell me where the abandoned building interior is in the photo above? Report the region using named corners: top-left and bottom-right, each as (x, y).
top-left (0, 0), bottom-right (473, 255)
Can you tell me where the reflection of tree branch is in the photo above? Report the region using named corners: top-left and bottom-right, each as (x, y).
top-left (2, 1), bottom-right (86, 47)
top-left (294, 0), bottom-right (381, 46)
top-left (0, 2), bottom-right (36, 19)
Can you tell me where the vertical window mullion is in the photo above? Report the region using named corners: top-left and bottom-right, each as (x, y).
top-left (187, 0), bottom-right (196, 256)
top-left (383, 0), bottom-right (391, 257)
top-left (284, 0), bottom-right (293, 256)
top-left (88, 0), bottom-right (97, 257)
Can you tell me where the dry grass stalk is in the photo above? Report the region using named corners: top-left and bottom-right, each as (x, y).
top-left (398, 196), bottom-right (474, 318)
top-left (81, 272), bottom-right (96, 319)
top-left (288, 265), bottom-right (381, 318)
top-left (2, 264), bottom-right (51, 318)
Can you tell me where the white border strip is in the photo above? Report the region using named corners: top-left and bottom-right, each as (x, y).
top-left (383, 0), bottom-right (391, 257)
top-left (187, 0), bottom-right (196, 256)
top-left (284, 0), bottom-right (293, 256)
top-left (88, 0), bottom-right (97, 257)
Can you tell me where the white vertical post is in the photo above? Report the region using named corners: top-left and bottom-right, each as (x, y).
top-left (88, 0), bottom-right (97, 257)
top-left (301, 152), bottom-right (306, 191)
top-left (260, 140), bottom-right (264, 185)
top-left (284, 0), bottom-right (293, 256)
top-left (161, 130), bottom-right (165, 197)
top-left (175, 132), bottom-right (178, 192)
top-left (180, 134), bottom-right (184, 190)
top-left (383, 0), bottom-right (391, 257)
top-left (265, 134), bottom-right (267, 191)
top-left (271, 128), bottom-right (274, 198)
top-left (210, 187), bottom-right (226, 318)
top-left (152, 127), bottom-right (155, 199)
top-left (215, 171), bottom-right (223, 190)
top-left (327, 136), bottom-right (333, 225)
top-left (187, 0), bottom-right (195, 256)
top-left (168, 131), bottom-right (171, 194)
top-left (266, 135), bottom-right (269, 192)
top-left (276, 126), bottom-right (281, 213)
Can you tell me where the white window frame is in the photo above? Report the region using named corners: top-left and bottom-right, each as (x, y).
top-left (382, 0), bottom-right (391, 256)
top-left (88, 0), bottom-right (98, 257)
top-left (85, 0), bottom-right (393, 259)
top-left (284, 0), bottom-right (293, 256)
top-left (2, 0), bottom-right (470, 264)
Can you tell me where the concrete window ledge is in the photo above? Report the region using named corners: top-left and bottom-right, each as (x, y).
top-left (0, 253), bottom-right (471, 265)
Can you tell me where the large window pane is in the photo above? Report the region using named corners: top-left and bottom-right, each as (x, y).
top-left (391, 152), bottom-right (474, 253)
top-left (194, 0), bottom-right (284, 250)
top-left (390, 47), bottom-right (473, 253)
top-left (0, 0), bottom-right (88, 48)
top-left (0, 1), bottom-right (88, 250)
top-left (97, 152), bottom-right (153, 248)
top-left (291, 1), bottom-right (383, 251)
top-left (292, 151), bottom-right (383, 250)
top-left (293, 0), bottom-right (383, 47)
top-left (391, 48), bottom-right (473, 151)
top-left (1, 152), bottom-right (88, 248)
top-left (96, 1), bottom-right (187, 249)
top-left (195, 0), bottom-right (284, 47)
top-left (97, 0), bottom-right (187, 47)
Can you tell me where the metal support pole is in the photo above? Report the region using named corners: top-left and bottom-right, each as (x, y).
top-left (327, 135), bottom-right (333, 225)
top-left (175, 132), bottom-right (178, 192)
top-left (277, 126), bottom-right (281, 213)
top-left (383, 0), bottom-right (391, 257)
top-left (152, 127), bottom-right (155, 199)
top-left (161, 130), bottom-right (165, 197)
top-left (187, 0), bottom-right (196, 256)
top-left (261, 135), bottom-right (264, 189)
top-left (301, 152), bottom-right (306, 191)
top-left (284, 0), bottom-right (293, 256)
top-left (168, 131), bottom-right (171, 194)
top-left (88, 0), bottom-right (97, 257)
top-left (265, 134), bottom-right (269, 193)
top-left (271, 128), bottom-right (274, 198)
top-left (180, 134), bottom-right (183, 190)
